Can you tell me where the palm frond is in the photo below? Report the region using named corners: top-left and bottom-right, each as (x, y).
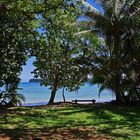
top-left (85, 12), bottom-right (112, 31)
top-left (120, 0), bottom-right (140, 18)
top-left (98, 84), bottom-right (107, 98)
top-left (74, 29), bottom-right (93, 35)
top-left (114, 0), bottom-right (126, 15)
top-left (78, 0), bottom-right (100, 16)
top-left (12, 93), bottom-right (26, 106)
top-left (72, 20), bottom-right (95, 28)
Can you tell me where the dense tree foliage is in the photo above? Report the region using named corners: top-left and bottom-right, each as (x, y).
top-left (0, 0), bottom-right (38, 106)
top-left (78, 0), bottom-right (140, 103)
top-left (33, 0), bottom-right (92, 104)
top-left (0, 0), bottom-right (139, 106)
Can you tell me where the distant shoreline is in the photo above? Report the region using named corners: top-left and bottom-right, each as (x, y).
top-left (22, 100), bottom-right (113, 107)
top-left (29, 79), bottom-right (41, 83)
top-left (19, 82), bottom-right (115, 106)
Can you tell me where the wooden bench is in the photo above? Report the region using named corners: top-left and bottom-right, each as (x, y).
top-left (72, 99), bottom-right (96, 104)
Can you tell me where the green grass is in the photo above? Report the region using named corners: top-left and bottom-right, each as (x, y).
top-left (0, 104), bottom-right (140, 139)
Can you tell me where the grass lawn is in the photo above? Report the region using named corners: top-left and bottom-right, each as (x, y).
top-left (0, 103), bottom-right (140, 140)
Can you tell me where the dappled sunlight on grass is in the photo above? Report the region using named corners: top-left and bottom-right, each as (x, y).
top-left (0, 104), bottom-right (140, 139)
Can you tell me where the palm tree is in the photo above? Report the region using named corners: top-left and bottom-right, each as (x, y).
top-left (0, 78), bottom-right (25, 107)
top-left (76, 0), bottom-right (140, 103)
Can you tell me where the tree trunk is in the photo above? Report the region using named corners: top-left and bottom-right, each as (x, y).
top-left (48, 85), bottom-right (57, 105)
top-left (62, 87), bottom-right (66, 103)
top-left (48, 76), bottom-right (59, 105)
top-left (113, 39), bottom-right (124, 104)
top-left (114, 74), bottom-right (125, 104)
top-left (115, 90), bottom-right (124, 104)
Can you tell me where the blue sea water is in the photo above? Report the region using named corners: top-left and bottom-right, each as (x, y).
top-left (18, 82), bottom-right (115, 105)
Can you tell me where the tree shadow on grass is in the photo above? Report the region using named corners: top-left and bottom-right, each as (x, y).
top-left (0, 127), bottom-right (111, 140)
top-left (85, 104), bottom-right (140, 139)
top-left (1, 104), bottom-right (140, 139)
top-left (0, 105), bottom-right (111, 139)
top-left (47, 104), bottom-right (140, 139)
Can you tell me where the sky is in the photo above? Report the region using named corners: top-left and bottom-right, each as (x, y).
top-left (20, 0), bottom-right (102, 82)
top-left (20, 57), bottom-right (35, 82)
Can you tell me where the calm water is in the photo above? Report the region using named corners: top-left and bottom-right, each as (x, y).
top-left (17, 82), bottom-right (115, 105)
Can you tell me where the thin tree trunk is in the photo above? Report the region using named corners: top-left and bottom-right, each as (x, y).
top-left (62, 87), bottom-right (66, 103)
top-left (48, 75), bottom-right (59, 105)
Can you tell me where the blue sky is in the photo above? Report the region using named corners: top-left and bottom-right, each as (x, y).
top-left (20, 0), bottom-right (102, 82)
top-left (20, 57), bottom-right (35, 82)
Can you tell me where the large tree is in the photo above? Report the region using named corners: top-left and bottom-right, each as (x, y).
top-left (0, 0), bottom-right (72, 106)
top-left (33, 0), bottom-right (90, 104)
top-left (76, 0), bottom-right (140, 103)
top-left (0, 0), bottom-right (38, 106)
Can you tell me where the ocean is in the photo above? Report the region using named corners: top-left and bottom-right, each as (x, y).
top-left (17, 82), bottom-right (115, 106)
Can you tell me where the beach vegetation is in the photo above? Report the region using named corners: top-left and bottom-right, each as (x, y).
top-left (77, 0), bottom-right (140, 104)
top-left (0, 0), bottom-right (139, 106)
top-left (0, 78), bottom-right (25, 107)
top-left (0, 0), bottom-right (64, 106)
top-left (0, 0), bottom-right (39, 106)
top-left (32, 0), bottom-right (98, 104)
top-left (0, 0), bottom-right (140, 139)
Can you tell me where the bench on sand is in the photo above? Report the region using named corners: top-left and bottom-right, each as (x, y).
top-left (72, 99), bottom-right (96, 104)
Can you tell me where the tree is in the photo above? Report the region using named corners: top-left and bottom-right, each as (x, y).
top-left (0, 0), bottom-right (70, 106)
top-left (0, 0), bottom-right (38, 106)
top-left (76, 0), bottom-right (140, 103)
top-left (33, 0), bottom-right (89, 104)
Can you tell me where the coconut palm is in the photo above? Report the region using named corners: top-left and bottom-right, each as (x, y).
top-left (76, 0), bottom-right (140, 103)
